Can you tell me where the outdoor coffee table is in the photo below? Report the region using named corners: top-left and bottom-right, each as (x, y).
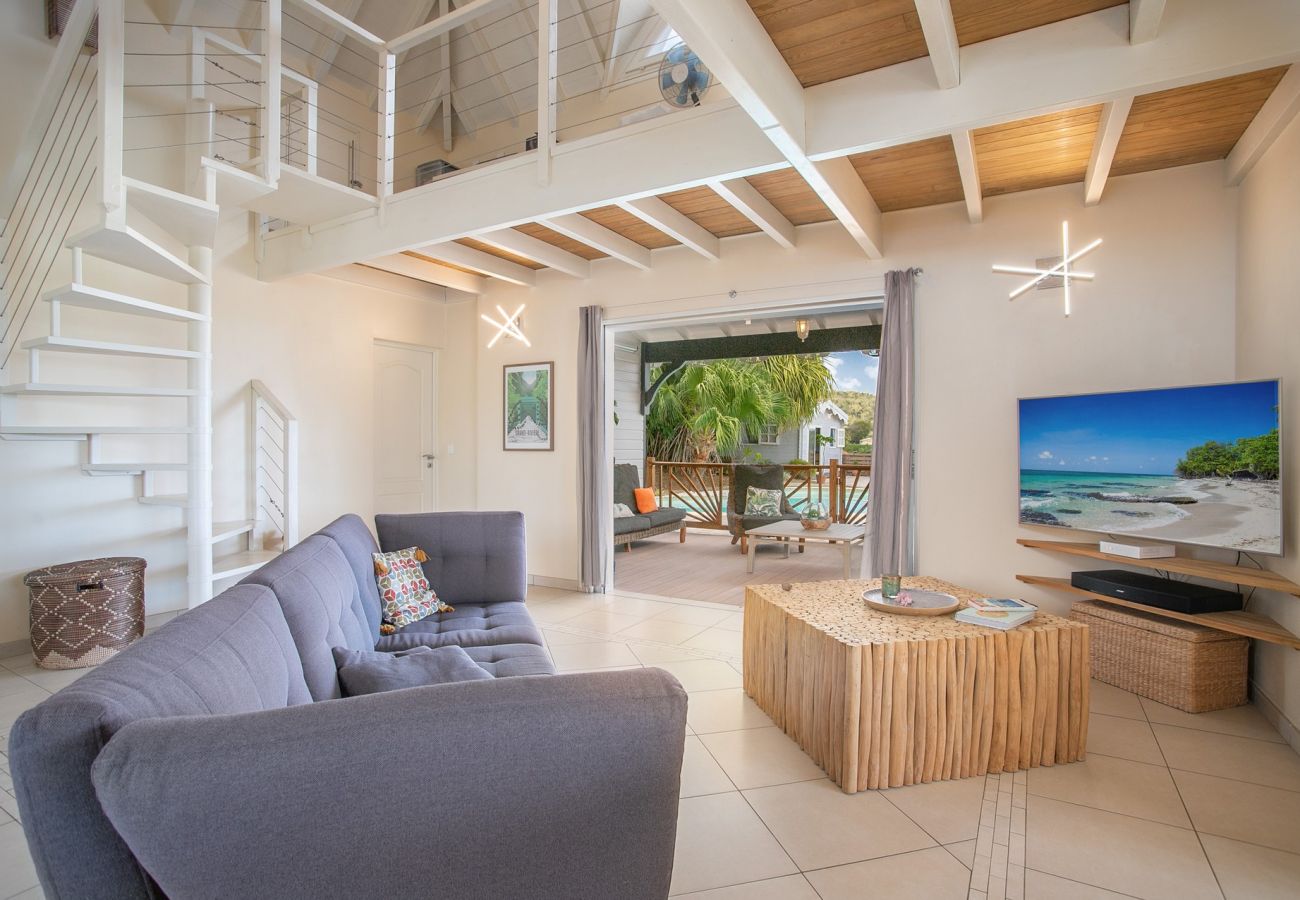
top-left (746, 520), bottom-right (865, 578)
top-left (743, 577), bottom-right (1090, 793)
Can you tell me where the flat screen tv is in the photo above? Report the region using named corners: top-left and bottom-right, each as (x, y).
top-left (1018, 379), bottom-right (1282, 555)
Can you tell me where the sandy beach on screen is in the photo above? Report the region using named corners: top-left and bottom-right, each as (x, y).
top-left (1122, 478), bottom-right (1281, 553)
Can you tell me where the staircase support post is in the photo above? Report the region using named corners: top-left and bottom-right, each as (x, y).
top-left (187, 246), bottom-right (214, 607)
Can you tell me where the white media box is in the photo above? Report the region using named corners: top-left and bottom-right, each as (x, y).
top-left (1100, 541), bottom-right (1177, 559)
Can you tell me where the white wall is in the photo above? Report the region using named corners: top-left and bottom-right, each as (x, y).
top-left (0, 211), bottom-right (478, 643)
top-left (474, 163), bottom-right (1239, 601)
top-left (1236, 114), bottom-right (1300, 735)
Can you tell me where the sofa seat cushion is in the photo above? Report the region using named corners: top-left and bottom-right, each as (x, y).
top-left (333, 646), bottom-right (492, 696)
top-left (463, 643), bottom-right (555, 677)
top-left (643, 507), bottom-right (686, 528)
top-left (373, 601), bottom-right (544, 651)
top-left (613, 514), bottom-right (653, 536)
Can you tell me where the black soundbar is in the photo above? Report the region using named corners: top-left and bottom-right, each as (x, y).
top-left (1070, 569), bottom-right (1242, 614)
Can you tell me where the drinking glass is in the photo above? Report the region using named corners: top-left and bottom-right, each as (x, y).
top-left (881, 574), bottom-right (902, 599)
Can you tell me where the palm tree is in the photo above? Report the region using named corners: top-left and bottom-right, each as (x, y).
top-left (646, 355), bottom-right (834, 461)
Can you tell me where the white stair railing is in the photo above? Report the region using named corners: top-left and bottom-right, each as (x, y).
top-left (0, 5), bottom-right (99, 371)
top-left (249, 380), bottom-right (299, 552)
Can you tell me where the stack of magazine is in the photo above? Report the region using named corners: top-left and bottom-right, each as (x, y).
top-left (956, 597), bottom-right (1037, 630)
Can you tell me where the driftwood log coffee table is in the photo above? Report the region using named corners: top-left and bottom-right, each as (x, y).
top-left (743, 577), bottom-right (1090, 793)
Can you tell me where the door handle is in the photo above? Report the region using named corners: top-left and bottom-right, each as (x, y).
top-left (421, 453), bottom-right (437, 460)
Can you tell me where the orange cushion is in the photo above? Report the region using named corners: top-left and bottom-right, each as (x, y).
top-left (633, 488), bottom-right (658, 514)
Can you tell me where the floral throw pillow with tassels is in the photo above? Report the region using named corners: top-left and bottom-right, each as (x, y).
top-left (373, 547), bottom-right (452, 628)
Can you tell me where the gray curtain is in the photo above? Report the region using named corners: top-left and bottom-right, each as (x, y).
top-left (862, 268), bottom-right (918, 578)
top-left (578, 306), bottom-right (612, 592)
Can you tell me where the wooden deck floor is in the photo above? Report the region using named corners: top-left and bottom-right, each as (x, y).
top-left (613, 529), bottom-right (862, 607)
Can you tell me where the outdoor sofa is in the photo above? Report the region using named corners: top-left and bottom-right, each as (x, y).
top-left (613, 462), bottom-right (688, 550)
top-left (9, 511), bottom-right (686, 900)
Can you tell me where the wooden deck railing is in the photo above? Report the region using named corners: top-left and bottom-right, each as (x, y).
top-left (646, 457), bottom-right (871, 530)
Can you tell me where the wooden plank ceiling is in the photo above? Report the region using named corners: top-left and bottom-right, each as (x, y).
top-left (973, 106), bottom-right (1103, 197)
top-left (1110, 67), bottom-right (1290, 177)
top-left (848, 136), bottom-right (964, 212)
top-left (456, 66), bottom-right (1289, 272)
top-left (748, 0), bottom-right (1125, 88)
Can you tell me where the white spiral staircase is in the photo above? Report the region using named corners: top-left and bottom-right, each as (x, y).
top-left (0, 0), bottom-right (299, 607)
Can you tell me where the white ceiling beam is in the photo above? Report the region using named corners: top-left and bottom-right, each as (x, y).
top-left (1129, 0), bottom-right (1167, 44)
top-left (286, 0), bottom-right (383, 49)
top-left (388, 0), bottom-right (515, 53)
top-left (476, 229), bottom-right (590, 277)
top-left (914, 0), bottom-right (960, 89)
top-left (325, 263), bottom-right (458, 301)
top-left (649, 0), bottom-right (804, 147)
top-left (950, 129), bottom-right (982, 223)
top-left (1226, 64), bottom-right (1300, 185)
top-left (541, 214), bottom-right (653, 270)
top-left (794, 158), bottom-right (883, 258)
top-left (261, 1), bottom-right (1300, 279)
top-left (618, 197), bottom-right (721, 259)
top-left (302, 0), bottom-right (363, 81)
top-left (651, 0), bottom-right (886, 257)
top-left (806, 0), bottom-right (1300, 158)
top-left (1083, 96), bottom-right (1134, 205)
top-left (708, 177), bottom-right (796, 249)
top-left (414, 242), bottom-right (537, 286)
top-left (359, 253), bottom-right (485, 294)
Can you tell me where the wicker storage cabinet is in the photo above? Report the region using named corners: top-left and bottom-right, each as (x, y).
top-left (1070, 600), bottom-right (1247, 713)
top-left (24, 557), bottom-right (146, 670)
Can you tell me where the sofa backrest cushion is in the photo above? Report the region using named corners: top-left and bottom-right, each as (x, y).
top-left (375, 511), bottom-right (526, 605)
top-left (613, 463), bottom-right (640, 509)
top-left (7, 584), bottom-right (308, 900)
top-left (242, 535), bottom-right (374, 700)
top-left (732, 464), bottom-right (792, 513)
top-left (317, 513), bottom-right (384, 641)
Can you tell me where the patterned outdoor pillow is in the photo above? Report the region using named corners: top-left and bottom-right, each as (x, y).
top-left (745, 486), bottom-right (783, 517)
top-left (373, 547), bottom-right (452, 628)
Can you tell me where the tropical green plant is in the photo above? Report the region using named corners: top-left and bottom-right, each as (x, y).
top-left (1175, 428), bottom-right (1280, 479)
top-left (646, 355), bottom-right (834, 461)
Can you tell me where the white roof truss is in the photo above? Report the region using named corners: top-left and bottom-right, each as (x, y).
top-left (1129, 0), bottom-right (1168, 44)
top-left (476, 229), bottom-right (591, 277)
top-left (708, 177), bottom-right (796, 249)
top-left (414, 241), bottom-right (536, 285)
top-left (915, 0), bottom-right (960, 89)
top-left (1226, 63), bottom-right (1300, 186)
top-left (1083, 96), bottom-right (1134, 205)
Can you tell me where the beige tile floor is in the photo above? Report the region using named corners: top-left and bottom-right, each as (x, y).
top-left (1, 590), bottom-right (1299, 900)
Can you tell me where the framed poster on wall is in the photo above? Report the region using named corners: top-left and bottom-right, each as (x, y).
top-left (503, 361), bottom-right (554, 451)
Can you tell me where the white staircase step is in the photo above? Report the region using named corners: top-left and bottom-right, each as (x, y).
top-left (249, 166), bottom-right (378, 227)
top-left (138, 493), bottom-right (189, 508)
top-left (44, 283), bottom-right (208, 322)
top-left (213, 549), bottom-right (279, 581)
top-left (0, 425), bottom-right (193, 440)
top-left (202, 156), bottom-right (274, 208)
top-left (82, 462), bottom-right (193, 475)
top-left (212, 519), bottom-right (256, 543)
top-left (23, 336), bottom-right (201, 360)
top-left (123, 176), bottom-right (220, 248)
top-left (0, 383), bottom-right (196, 397)
top-left (66, 224), bottom-right (208, 284)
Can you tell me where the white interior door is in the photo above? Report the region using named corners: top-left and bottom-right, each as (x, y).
top-left (374, 342), bottom-right (437, 514)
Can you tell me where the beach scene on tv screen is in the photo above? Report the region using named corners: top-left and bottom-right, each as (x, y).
top-left (1019, 380), bottom-right (1281, 554)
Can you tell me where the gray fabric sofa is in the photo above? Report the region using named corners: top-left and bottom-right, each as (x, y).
top-left (9, 511), bottom-right (687, 900)
top-left (613, 463), bottom-right (688, 550)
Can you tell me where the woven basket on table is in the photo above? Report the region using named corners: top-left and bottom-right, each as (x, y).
top-left (1069, 599), bottom-right (1247, 713)
top-left (23, 557), bottom-right (146, 670)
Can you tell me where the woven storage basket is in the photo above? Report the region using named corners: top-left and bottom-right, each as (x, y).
top-left (24, 557), bottom-right (146, 670)
top-left (1070, 600), bottom-right (1247, 713)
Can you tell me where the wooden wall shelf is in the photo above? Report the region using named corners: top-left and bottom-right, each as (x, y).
top-left (1016, 539), bottom-right (1300, 597)
top-left (1016, 575), bottom-right (1300, 651)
